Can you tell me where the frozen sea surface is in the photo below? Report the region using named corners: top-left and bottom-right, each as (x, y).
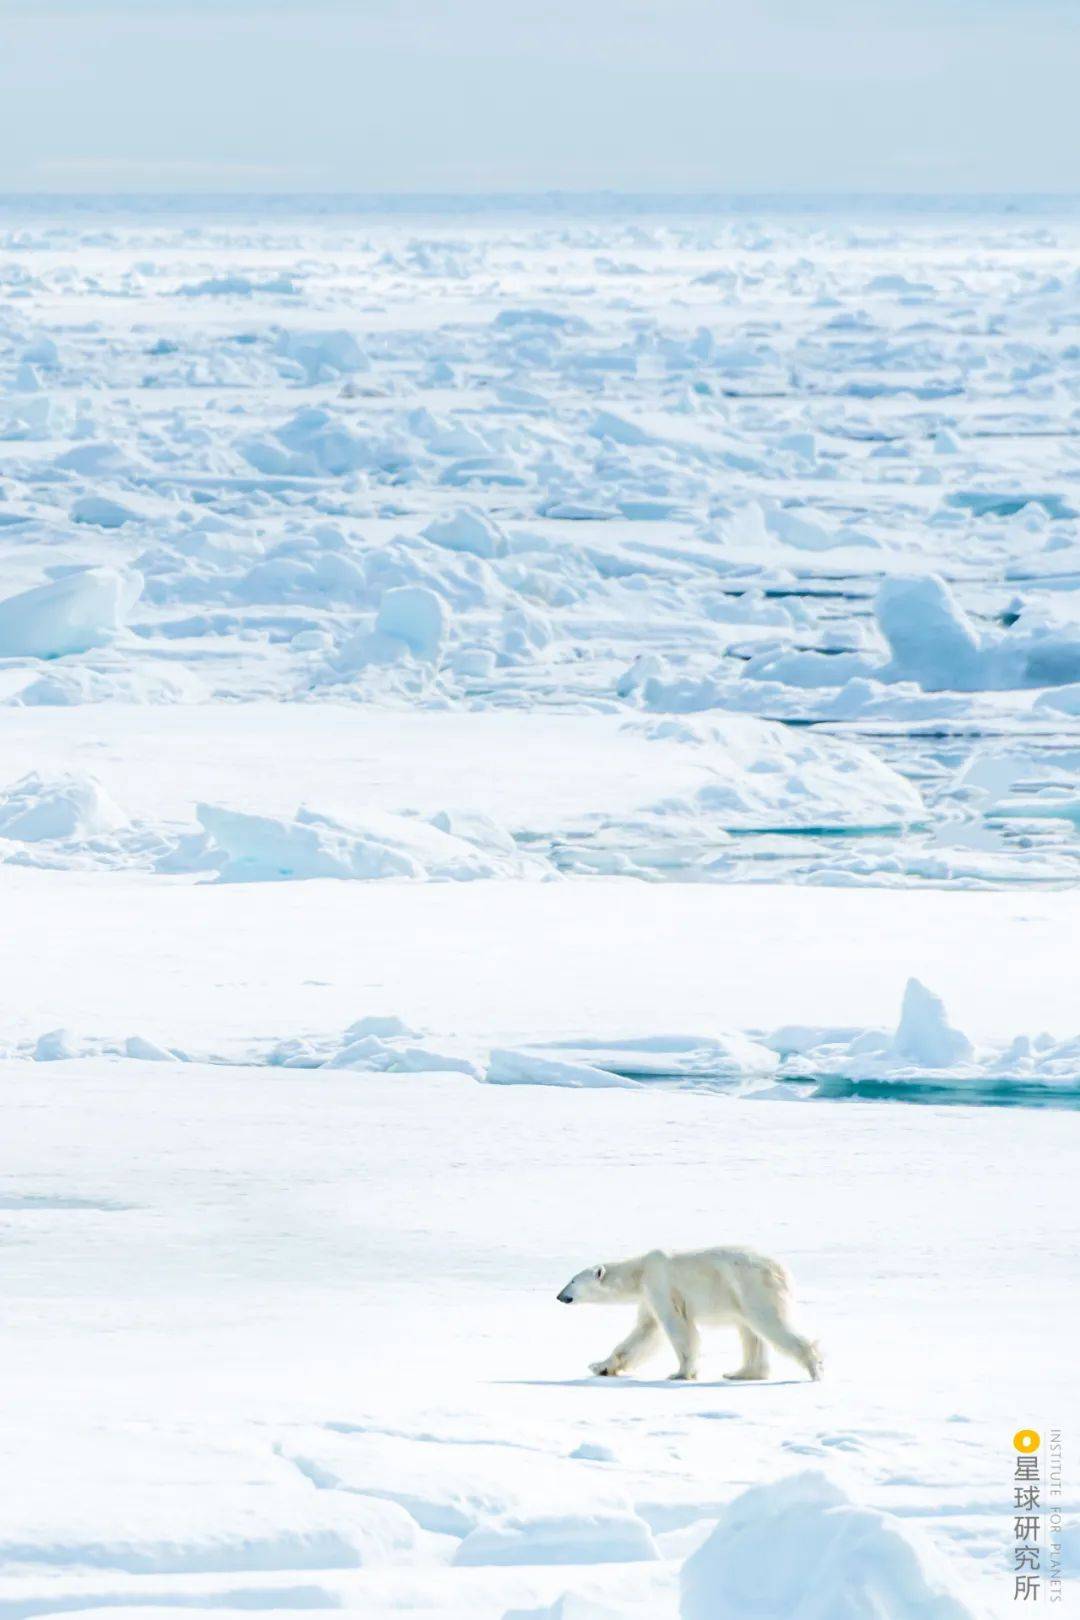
top-left (4, 195), bottom-right (1080, 891)
top-left (1, 197), bottom-right (1078, 1618)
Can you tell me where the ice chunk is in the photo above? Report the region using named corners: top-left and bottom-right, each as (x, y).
top-left (242, 407), bottom-right (377, 476)
top-left (124, 1036), bottom-right (178, 1062)
top-left (487, 1050), bottom-right (640, 1088)
top-left (893, 978), bottom-right (974, 1068)
top-left (197, 803), bottom-right (508, 883)
top-left (429, 808), bottom-right (517, 853)
top-left (375, 586), bottom-right (449, 661)
top-left (876, 575), bottom-right (982, 691)
top-left (71, 493), bottom-right (138, 528)
top-left (0, 567), bottom-right (142, 659)
top-left (0, 771), bottom-right (127, 841)
top-left (323, 1035), bottom-right (479, 1077)
top-left (34, 1028), bottom-right (78, 1062)
top-left (680, 1471), bottom-right (976, 1620)
top-left (276, 329), bottom-right (368, 383)
top-left (589, 409), bottom-right (654, 446)
top-left (616, 652), bottom-right (668, 698)
top-left (422, 507), bottom-right (506, 559)
top-left (521, 1033), bottom-right (779, 1082)
top-left (777, 431), bottom-right (817, 460)
top-left (765, 507), bottom-right (841, 551)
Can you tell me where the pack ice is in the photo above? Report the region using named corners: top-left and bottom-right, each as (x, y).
top-left (1, 195), bottom-right (1076, 1620)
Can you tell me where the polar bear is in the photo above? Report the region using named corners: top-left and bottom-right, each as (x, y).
top-left (556, 1246), bottom-right (822, 1383)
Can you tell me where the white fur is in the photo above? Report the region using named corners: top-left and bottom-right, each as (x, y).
top-left (556, 1246), bottom-right (822, 1382)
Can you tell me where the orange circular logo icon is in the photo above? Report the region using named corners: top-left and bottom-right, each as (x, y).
top-left (1014, 1429), bottom-right (1041, 1453)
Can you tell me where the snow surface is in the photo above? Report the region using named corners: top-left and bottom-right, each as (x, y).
top-left (1, 195), bottom-right (1078, 1619)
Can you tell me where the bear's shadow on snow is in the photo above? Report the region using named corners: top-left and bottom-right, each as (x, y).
top-left (493, 1377), bottom-right (805, 1390)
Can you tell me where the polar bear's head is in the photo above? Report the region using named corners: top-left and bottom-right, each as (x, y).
top-left (556, 1263), bottom-right (615, 1304)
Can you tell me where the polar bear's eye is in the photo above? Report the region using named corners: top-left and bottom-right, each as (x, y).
top-left (595, 1265), bottom-right (606, 1281)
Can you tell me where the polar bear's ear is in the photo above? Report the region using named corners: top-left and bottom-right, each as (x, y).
top-left (595, 1265), bottom-right (606, 1281)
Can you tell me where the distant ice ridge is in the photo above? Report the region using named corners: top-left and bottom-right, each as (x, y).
top-left (645, 569), bottom-right (1080, 709)
top-left (490, 980), bottom-right (1080, 1098)
top-left (0, 713), bottom-right (925, 881)
top-left (8, 1014), bottom-right (485, 1079)
top-left (18, 982), bottom-right (1076, 1103)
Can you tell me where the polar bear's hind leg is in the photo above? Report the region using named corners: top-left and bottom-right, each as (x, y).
top-left (725, 1321), bottom-right (770, 1381)
top-left (740, 1293), bottom-right (823, 1381)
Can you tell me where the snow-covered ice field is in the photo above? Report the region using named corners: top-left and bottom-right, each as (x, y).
top-left (1, 195), bottom-right (1078, 1618)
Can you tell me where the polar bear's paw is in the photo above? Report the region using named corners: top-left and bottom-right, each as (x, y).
top-left (667, 1368), bottom-right (699, 1381)
top-left (589, 1360), bottom-right (618, 1377)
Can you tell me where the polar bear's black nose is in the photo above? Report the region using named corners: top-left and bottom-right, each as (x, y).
top-left (557, 1288), bottom-right (573, 1303)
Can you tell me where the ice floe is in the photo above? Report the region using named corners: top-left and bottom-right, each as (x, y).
top-left (11, 979), bottom-right (1077, 1105)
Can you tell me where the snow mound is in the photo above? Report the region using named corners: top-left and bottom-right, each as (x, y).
top-left (423, 507), bottom-right (507, 558)
top-left (0, 568), bottom-right (142, 659)
top-left (70, 493), bottom-right (140, 529)
top-left (503, 1598), bottom-right (623, 1620)
top-left (680, 1471), bottom-right (976, 1620)
top-left (241, 407), bottom-right (378, 476)
top-left (10, 664), bottom-right (206, 705)
top-left (0, 771), bottom-right (127, 841)
top-left (196, 803), bottom-right (517, 882)
top-left (455, 1509), bottom-right (658, 1567)
top-left (628, 717), bottom-right (923, 836)
top-left (376, 585), bottom-right (450, 661)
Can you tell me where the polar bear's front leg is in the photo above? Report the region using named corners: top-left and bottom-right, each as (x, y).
top-left (590, 1305), bottom-right (661, 1377)
top-left (646, 1286), bottom-right (700, 1381)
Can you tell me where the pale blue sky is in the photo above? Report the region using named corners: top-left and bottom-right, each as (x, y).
top-left (3, 0), bottom-right (1078, 193)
